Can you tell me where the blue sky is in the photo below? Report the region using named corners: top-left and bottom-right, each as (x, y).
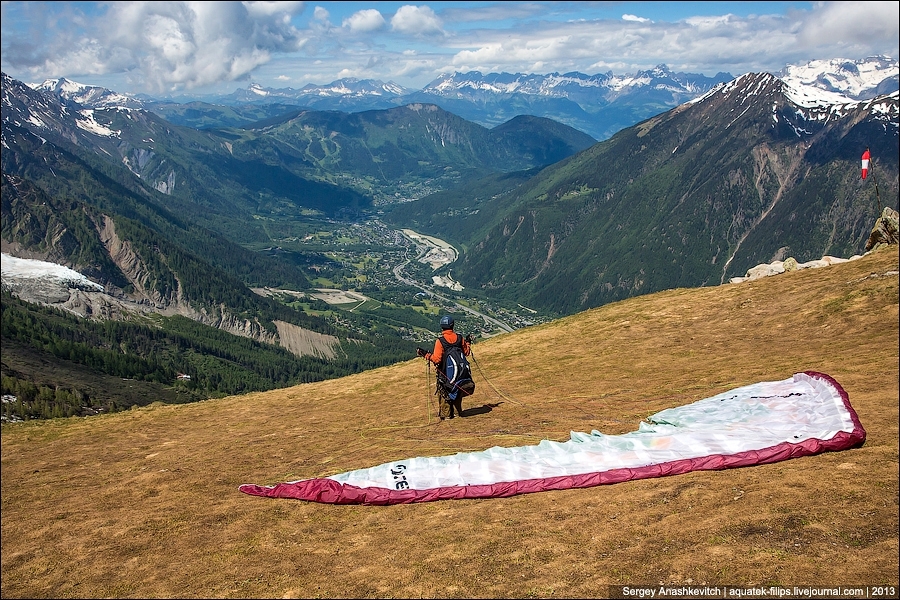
top-left (1, 1), bottom-right (897, 96)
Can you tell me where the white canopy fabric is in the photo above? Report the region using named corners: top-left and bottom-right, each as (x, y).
top-left (240, 372), bottom-right (865, 505)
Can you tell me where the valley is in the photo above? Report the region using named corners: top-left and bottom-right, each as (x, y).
top-left (251, 217), bottom-right (545, 344)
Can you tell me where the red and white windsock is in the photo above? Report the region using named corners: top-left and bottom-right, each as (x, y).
top-left (861, 149), bottom-right (870, 180)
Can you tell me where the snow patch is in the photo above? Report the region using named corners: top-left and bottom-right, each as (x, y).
top-left (1, 253), bottom-right (104, 291)
top-left (75, 110), bottom-right (119, 137)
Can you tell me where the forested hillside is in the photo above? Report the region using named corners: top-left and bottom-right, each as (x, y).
top-left (1, 289), bottom-right (415, 421)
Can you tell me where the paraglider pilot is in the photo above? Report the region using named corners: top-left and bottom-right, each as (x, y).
top-left (417, 315), bottom-right (474, 420)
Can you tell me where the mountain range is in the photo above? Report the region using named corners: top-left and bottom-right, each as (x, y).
top-left (384, 71), bottom-right (898, 315)
top-left (2, 55), bottom-right (898, 415)
top-left (31, 56), bottom-right (898, 141)
top-left (1, 67), bottom-right (599, 412)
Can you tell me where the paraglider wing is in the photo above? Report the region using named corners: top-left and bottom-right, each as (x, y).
top-left (239, 372), bottom-right (864, 505)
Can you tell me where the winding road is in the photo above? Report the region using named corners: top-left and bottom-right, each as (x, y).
top-left (392, 231), bottom-right (515, 333)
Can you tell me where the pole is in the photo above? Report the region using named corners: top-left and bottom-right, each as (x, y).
top-left (864, 147), bottom-right (882, 215)
top-left (870, 156), bottom-right (883, 216)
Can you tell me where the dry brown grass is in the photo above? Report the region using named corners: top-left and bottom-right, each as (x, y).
top-left (2, 247), bottom-right (898, 599)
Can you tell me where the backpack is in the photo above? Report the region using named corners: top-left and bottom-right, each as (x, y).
top-left (438, 335), bottom-right (475, 399)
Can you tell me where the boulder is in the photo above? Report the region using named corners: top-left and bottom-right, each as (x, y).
top-left (744, 261), bottom-right (785, 281)
top-left (729, 209), bottom-right (888, 285)
top-left (783, 257), bottom-right (799, 272)
top-left (865, 207), bottom-right (900, 252)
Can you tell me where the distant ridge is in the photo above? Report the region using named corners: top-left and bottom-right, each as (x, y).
top-left (32, 56), bottom-right (897, 140)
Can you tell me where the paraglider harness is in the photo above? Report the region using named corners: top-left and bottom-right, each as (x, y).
top-left (417, 333), bottom-right (475, 420)
top-left (435, 334), bottom-right (475, 400)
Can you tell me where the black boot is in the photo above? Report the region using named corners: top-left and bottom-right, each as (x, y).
top-left (452, 398), bottom-right (463, 417)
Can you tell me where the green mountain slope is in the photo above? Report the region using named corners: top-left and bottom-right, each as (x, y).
top-left (1, 289), bottom-right (416, 419)
top-left (388, 74), bottom-right (899, 316)
top-left (228, 103), bottom-right (597, 204)
top-left (145, 100), bottom-right (309, 130)
top-left (1, 173), bottom-right (423, 413)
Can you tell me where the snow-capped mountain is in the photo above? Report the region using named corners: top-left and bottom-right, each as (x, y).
top-left (15, 55), bottom-right (898, 141)
top-left (1, 72), bottom-right (123, 146)
top-left (419, 65), bottom-right (732, 103)
top-left (26, 56), bottom-right (898, 110)
top-left (298, 78), bottom-right (408, 98)
top-left (226, 78), bottom-right (410, 104)
top-left (690, 71), bottom-right (898, 138)
top-left (688, 62), bottom-right (898, 139)
top-left (404, 65), bottom-right (734, 139)
top-left (778, 55), bottom-right (898, 102)
top-left (31, 77), bottom-right (145, 109)
top-left (422, 71), bottom-right (612, 98)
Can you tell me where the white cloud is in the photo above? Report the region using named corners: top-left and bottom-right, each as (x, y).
top-left (444, 7), bottom-right (893, 80)
top-left (243, 1), bottom-right (305, 19)
top-left (391, 56), bottom-right (440, 81)
top-left (391, 5), bottom-right (443, 36)
top-left (800, 1), bottom-right (899, 47)
top-left (683, 14), bottom-right (737, 29)
top-left (2, 1), bottom-right (897, 94)
top-left (313, 6), bottom-right (329, 21)
top-left (343, 9), bottom-right (386, 32)
top-left (17, 1), bottom-right (310, 92)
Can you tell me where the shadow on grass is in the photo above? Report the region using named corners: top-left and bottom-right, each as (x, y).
top-left (460, 402), bottom-right (503, 417)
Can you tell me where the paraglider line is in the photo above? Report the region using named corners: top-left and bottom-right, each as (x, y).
top-left (468, 349), bottom-right (529, 407)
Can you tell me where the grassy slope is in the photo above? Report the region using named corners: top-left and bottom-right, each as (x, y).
top-left (1, 246), bottom-right (897, 598)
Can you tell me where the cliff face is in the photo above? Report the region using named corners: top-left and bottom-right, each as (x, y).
top-left (2, 210), bottom-right (334, 357)
top-left (96, 215), bottom-right (284, 345)
top-left (97, 215), bottom-right (171, 307)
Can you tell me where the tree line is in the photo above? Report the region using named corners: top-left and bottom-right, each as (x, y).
top-left (1, 290), bottom-right (417, 421)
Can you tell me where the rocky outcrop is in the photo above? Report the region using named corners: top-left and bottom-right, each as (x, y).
top-left (59, 288), bottom-right (155, 321)
top-left (865, 207), bottom-right (899, 252)
top-left (730, 208), bottom-right (899, 284)
top-left (97, 215), bottom-right (172, 307)
top-left (730, 255), bottom-right (861, 283)
top-left (188, 306), bottom-right (280, 347)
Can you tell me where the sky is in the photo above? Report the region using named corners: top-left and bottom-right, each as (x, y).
top-left (1, 1), bottom-right (898, 97)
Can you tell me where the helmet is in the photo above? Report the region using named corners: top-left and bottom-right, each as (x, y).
top-left (440, 315), bottom-right (454, 330)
